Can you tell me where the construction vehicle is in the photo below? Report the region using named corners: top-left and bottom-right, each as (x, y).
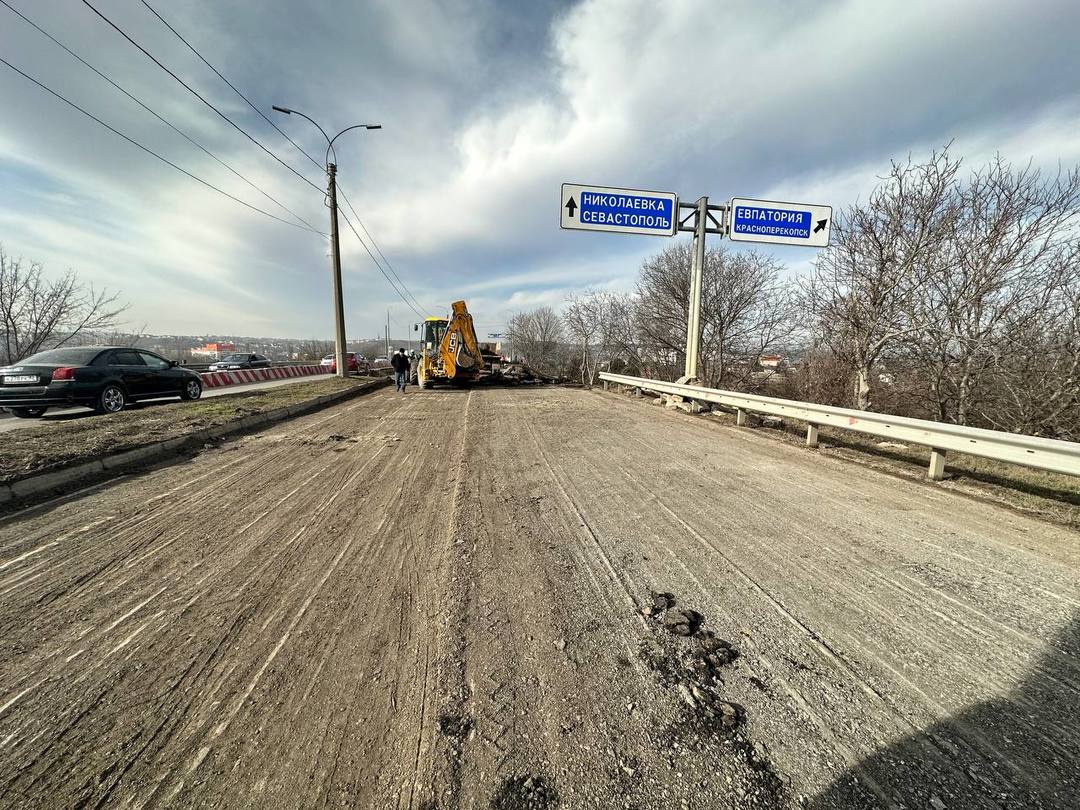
top-left (413, 300), bottom-right (485, 388)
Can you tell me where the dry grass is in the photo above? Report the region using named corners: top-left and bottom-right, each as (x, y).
top-left (0, 378), bottom-right (371, 483)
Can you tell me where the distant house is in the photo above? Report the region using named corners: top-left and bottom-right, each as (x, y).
top-left (192, 342), bottom-right (237, 359)
top-left (759, 354), bottom-right (785, 369)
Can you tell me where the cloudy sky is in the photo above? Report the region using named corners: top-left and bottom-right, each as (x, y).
top-left (2, 0), bottom-right (1079, 341)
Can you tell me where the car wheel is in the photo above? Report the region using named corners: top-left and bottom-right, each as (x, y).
top-left (180, 379), bottom-right (202, 401)
top-left (11, 407), bottom-right (48, 418)
top-left (96, 384), bottom-right (127, 414)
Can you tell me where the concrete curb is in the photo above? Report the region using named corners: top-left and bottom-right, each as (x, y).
top-left (0, 377), bottom-right (390, 508)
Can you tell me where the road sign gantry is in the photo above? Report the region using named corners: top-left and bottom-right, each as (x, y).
top-left (560, 181), bottom-right (832, 382)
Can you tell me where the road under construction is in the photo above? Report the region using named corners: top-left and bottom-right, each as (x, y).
top-left (0, 385), bottom-right (1076, 809)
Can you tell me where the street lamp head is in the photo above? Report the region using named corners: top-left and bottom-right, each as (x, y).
top-left (365, 124), bottom-right (382, 130)
top-left (271, 105), bottom-right (292, 115)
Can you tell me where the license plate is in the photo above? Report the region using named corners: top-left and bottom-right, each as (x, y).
top-left (3, 375), bottom-right (38, 384)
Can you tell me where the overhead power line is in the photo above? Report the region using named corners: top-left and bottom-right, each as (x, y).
top-left (0, 56), bottom-right (321, 234)
top-left (337, 208), bottom-right (427, 320)
top-left (80, 0), bottom-right (323, 194)
top-left (138, 0), bottom-right (323, 172)
top-left (0, 0), bottom-right (322, 235)
top-left (337, 186), bottom-right (434, 316)
top-left (131, 0), bottom-right (435, 317)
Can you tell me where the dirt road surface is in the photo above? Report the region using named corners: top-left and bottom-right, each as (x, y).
top-left (0, 386), bottom-right (1076, 808)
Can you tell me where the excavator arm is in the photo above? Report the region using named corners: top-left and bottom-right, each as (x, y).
top-left (439, 300), bottom-right (483, 379)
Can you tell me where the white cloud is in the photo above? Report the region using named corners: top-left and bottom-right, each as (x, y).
top-left (1, 0), bottom-right (1078, 337)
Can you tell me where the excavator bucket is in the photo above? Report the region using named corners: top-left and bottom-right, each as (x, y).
top-left (441, 300), bottom-right (483, 380)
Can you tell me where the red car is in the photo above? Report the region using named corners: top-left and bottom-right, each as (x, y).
top-left (326, 352), bottom-right (369, 374)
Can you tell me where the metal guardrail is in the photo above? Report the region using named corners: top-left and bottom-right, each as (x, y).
top-left (599, 372), bottom-right (1080, 481)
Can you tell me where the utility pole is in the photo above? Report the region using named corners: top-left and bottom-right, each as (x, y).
top-left (271, 106), bottom-right (380, 380)
top-left (385, 310), bottom-right (390, 358)
top-left (327, 163), bottom-right (347, 378)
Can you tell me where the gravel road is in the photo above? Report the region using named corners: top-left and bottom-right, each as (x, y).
top-left (0, 386), bottom-right (1076, 808)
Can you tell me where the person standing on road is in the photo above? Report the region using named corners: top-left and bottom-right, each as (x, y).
top-left (391, 348), bottom-right (410, 393)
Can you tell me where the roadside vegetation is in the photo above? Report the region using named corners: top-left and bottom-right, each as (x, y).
top-left (508, 146), bottom-right (1080, 442)
top-left (0, 245), bottom-right (127, 365)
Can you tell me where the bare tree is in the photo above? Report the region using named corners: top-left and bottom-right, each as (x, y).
top-left (296, 339), bottom-right (333, 362)
top-left (634, 241), bottom-right (694, 380)
top-left (973, 244), bottom-right (1080, 439)
top-left (564, 289), bottom-right (623, 385)
top-left (803, 148), bottom-right (961, 409)
top-left (904, 157), bottom-right (1080, 423)
top-left (508, 306), bottom-right (567, 377)
top-left (633, 242), bottom-right (797, 387)
top-left (0, 246), bottom-right (126, 364)
top-left (701, 251), bottom-right (797, 389)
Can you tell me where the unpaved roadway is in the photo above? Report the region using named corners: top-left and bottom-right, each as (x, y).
top-left (0, 386), bottom-right (1076, 809)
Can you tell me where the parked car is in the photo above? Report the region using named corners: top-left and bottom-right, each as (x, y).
top-left (0, 346), bottom-right (202, 417)
top-left (208, 353), bottom-right (271, 372)
top-left (319, 354), bottom-right (335, 368)
top-left (327, 352), bottom-right (369, 374)
top-left (372, 356), bottom-right (392, 370)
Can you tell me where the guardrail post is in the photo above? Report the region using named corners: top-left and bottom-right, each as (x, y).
top-left (603, 381), bottom-right (609, 391)
top-left (928, 448), bottom-right (947, 481)
top-left (597, 371), bottom-right (1080, 479)
top-left (736, 408), bottom-right (748, 427)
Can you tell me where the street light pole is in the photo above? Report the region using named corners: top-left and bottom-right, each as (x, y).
top-left (326, 163), bottom-right (347, 378)
top-left (272, 105), bottom-right (380, 379)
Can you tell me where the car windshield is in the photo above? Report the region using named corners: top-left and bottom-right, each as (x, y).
top-left (219, 354), bottom-right (248, 362)
top-left (16, 348), bottom-right (102, 366)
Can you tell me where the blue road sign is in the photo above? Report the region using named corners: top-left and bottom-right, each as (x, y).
top-left (728, 197), bottom-right (832, 247)
top-left (561, 183), bottom-right (678, 237)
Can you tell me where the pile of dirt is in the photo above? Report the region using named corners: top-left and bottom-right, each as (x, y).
top-left (437, 711), bottom-right (473, 740)
top-left (490, 774), bottom-right (559, 810)
top-left (638, 590), bottom-right (789, 807)
top-left (639, 590), bottom-right (741, 731)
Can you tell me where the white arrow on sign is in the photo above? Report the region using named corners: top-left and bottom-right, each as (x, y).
top-left (561, 183), bottom-right (678, 237)
top-left (728, 197), bottom-right (833, 247)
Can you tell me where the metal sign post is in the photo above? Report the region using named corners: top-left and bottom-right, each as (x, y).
top-left (676, 197), bottom-right (727, 383)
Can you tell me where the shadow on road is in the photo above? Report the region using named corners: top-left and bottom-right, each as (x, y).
top-left (808, 611), bottom-right (1079, 808)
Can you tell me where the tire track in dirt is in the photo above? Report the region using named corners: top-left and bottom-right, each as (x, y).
top-left (0, 390), bottom-right (462, 807)
top-left (565, 388), bottom-right (1078, 806)
top-left (0, 386), bottom-right (1075, 809)
top-left (610, 413), bottom-right (1080, 778)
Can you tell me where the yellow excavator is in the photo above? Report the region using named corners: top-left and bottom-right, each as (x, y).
top-left (413, 300), bottom-right (485, 388)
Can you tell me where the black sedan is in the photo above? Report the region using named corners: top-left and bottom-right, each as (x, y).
top-left (0, 347), bottom-right (202, 418)
top-left (207, 353), bottom-right (271, 372)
